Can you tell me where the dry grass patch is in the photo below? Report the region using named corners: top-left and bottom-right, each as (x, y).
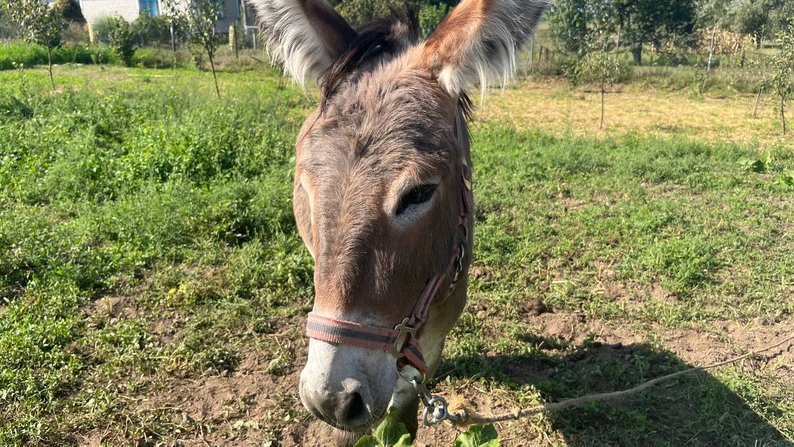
top-left (480, 78), bottom-right (792, 148)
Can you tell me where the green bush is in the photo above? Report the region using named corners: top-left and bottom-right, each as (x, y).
top-left (0, 42), bottom-right (119, 70)
top-left (90, 16), bottom-right (114, 44)
top-left (131, 12), bottom-right (172, 47)
top-left (132, 47), bottom-right (181, 68)
top-left (105, 16), bottom-right (136, 66)
top-left (418, 3), bottom-right (449, 38)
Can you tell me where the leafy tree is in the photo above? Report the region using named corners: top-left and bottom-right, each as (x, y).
top-left (733, 0), bottom-right (768, 48)
top-left (770, 24), bottom-right (794, 134)
top-left (765, 0), bottom-right (794, 36)
top-left (2, 0), bottom-right (66, 89)
top-left (330, 0), bottom-right (413, 29)
top-left (575, 50), bottom-right (631, 129)
top-left (418, 3), bottom-right (449, 39)
top-left (697, 0), bottom-right (733, 92)
top-left (54, 0), bottom-right (85, 25)
top-left (132, 12), bottom-right (172, 47)
top-left (612, 0), bottom-right (698, 65)
top-left (548, 0), bottom-right (590, 54)
top-left (167, 0), bottom-right (224, 98)
top-left (106, 16), bottom-right (137, 67)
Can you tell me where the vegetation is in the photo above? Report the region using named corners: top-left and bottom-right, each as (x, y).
top-left (573, 51), bottom-right (631, 129)
top-left (2, 0), bottom-right (66, 89)
top-left (0, 1), bottom-right (792, 446)
top-left (0, 64), bottom-right (791, 446)
top-left (167, 0), bottom-right (225, 98)
top-left (770, 24), bottom-right (794, 134)
top-left (105, 16), bottom-right (137, 67)
top-left (0, 42), bottom-right (118, 69)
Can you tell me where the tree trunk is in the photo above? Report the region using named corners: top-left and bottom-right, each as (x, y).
top-left (631, 46), bottom-right (642, 65)
top-left (207, 46), bottom-right (220, 99)
top-left (600, 82), bottom-right (605, 130)
top-left (752, 87), bottom-right (763, 119)
top-left (170, 22), bottom-right (177, 53)
top-left (528, 38), bottom-right (534, 71)
top-left (46, 46), bottom-right (55, 90)
top-left (782, 95), bottom-right (788, 135)
top-left (616, 25), bottom-right (621, 51)
top-left (233, 27), bottom-right (239, 60)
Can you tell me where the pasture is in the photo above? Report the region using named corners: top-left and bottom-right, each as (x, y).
top-left (0, 64), bottom-right (792, 446)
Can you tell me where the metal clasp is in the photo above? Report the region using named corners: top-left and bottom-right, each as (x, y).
top-left (392, 317), bottom-right (416, 357)
top-left (400, 373), bottom-right (459, 426)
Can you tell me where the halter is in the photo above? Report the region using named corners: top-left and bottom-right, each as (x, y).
top-left (305, 157), bottom-right (472, 375)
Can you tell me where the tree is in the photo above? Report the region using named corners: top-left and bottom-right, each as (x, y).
top-left (548, 0), bottom-right (590, 54)
top-left (106, 16), bottom-right (137, 66)
top-left (132, 11), bottom-right (173, 47)
top-left (168, 0), bottom-right (224, 98)
top-left (418, 3), bottom-right (449, 39)
top-left (612, 0), bottom-right (698, 65)
top-left (770, 24), bottom-right (794, 134)
top-left (733, 0), bottom-right (768, 49)
top-left (54, 0), bottom-right (85, 25)
top-left (765, 0), bottom-right (794, 37)
top-left (697, 0), bottom-right (733, 93)
top-left (3, 0), bottom-right (66, 89)
top-left (575, 50), bottom-right (631, 129)
top-left (329, 0), bottom-right (416, 29)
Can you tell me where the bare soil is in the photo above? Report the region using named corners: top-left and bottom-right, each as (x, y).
top-left (74, 308), bottom-right (793, 446)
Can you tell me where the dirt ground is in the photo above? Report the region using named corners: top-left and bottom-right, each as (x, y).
top-left (76, 307), bottom-right (793, 447)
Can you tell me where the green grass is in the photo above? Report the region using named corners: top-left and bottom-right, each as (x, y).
top-left (0, 65), bottom-right (792, 446)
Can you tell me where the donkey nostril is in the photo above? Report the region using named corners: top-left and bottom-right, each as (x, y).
top-left (337, 391), bottom-right (367, 425)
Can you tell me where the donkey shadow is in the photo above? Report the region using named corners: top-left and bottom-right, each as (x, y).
top-left (438, 334), bottom-right (790, 447)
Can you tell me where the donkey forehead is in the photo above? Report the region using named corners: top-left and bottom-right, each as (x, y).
top-left (301, 63), bottom-right (458, 166)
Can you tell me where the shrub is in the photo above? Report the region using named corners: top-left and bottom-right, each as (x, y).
top-left (62, 21), bottom-right (90, 44)
top-left (132, 47), bottom-right (179, 68)
top-left (0, 42), bottom-right (120, 70)
top-left (90, 16), bottom-right (114, 44)
top-left (105, 16), bottom-right (137, 67)
top-left (131, 12), bottom-right (172, 47)
top-left (418, 3), bottom-right (448, 38)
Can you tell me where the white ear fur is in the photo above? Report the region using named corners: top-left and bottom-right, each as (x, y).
top-left (421, 0), bottom-right (549, 97)
top-left (250, 0), bottom-right (355, 87)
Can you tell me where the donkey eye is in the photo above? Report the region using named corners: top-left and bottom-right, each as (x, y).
top-left (396, 184), bottom-right (437, 216)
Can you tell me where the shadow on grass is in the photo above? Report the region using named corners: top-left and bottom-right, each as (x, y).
top-left (438, 334), bottom-right (789, 447)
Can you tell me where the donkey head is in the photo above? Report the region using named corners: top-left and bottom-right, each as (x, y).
top-left (252, 0), bottom-right (547, 432)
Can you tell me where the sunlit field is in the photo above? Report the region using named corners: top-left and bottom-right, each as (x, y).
top-left (0, 64), bottom-right (792, 446)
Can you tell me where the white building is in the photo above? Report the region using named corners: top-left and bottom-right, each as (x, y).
top-left (77, 0), bottom-right (258, 33)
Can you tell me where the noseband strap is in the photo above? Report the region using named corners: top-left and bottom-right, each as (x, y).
top-left (305, 157), bottom-right (472, 375)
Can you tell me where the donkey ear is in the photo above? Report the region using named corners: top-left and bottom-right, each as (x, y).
top-left (251, 0), bottom-right (356, 87)
top-left (416, 0), bottom-right (548, 96)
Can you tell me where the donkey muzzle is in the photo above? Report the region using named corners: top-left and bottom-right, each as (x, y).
top-left (300, 338), bottom-right (398, 429)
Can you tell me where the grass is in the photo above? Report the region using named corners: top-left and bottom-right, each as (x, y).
top-left (480, 77), bottom-right (793, 148)
top-left (0, 65), bottom-right (792, 446)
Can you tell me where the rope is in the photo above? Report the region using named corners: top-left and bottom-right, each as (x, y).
top-left (447, 333), bottom-right (794, 426)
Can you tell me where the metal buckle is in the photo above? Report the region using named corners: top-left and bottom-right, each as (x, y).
top-left (400, 372), bottom-right (458, 426)
top-left (392, 317), bottom-right (416, 357)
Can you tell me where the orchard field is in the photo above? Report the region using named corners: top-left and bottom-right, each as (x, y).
top-left (0, 64), bottom-right (792, 446)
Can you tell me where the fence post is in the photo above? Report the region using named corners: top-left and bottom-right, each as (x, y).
top-left (170, 21), bottom-right (176, 53)
top-left (528, 37), bottom-right (534, 71)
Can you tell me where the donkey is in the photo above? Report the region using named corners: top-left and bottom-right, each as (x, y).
top-left (250, 0), bottom-right (548, 443)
